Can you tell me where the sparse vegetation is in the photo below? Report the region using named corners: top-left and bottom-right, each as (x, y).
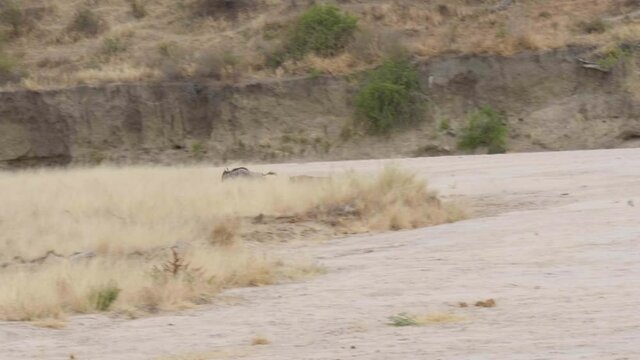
top-left (195, 48), bottom-right (243, 81)
top-left (355, 56), bottom-right (425, 134)
top-left (129, 0), bottom-right (148, 19)
top-left (458, 106), bottom-right (508, 154)
top-left (193, 0), bottom-right (253, 18)
top-left (0, 0), bottom-right (27, 37)
top-left (0, 0), bottom-right (636, 88)
top-left (158, 42), bottom-right (174, 57)
top-left (0, 40), bottom-right (21, 84)
top-left (597, 44), bottom-right (632, 71)
top-left (0, 50), bottom-right (15, 80)
top-left (191, 141), bottom-right (206, 156)
top-left (102, 37), bottom-right (127, 57)
top-left (578, 18), bottom-right (608, 34)
top-left (439, 118), bottom-right (451, 132)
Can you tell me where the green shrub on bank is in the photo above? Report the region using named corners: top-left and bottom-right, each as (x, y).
top-left (355, 56), bottom-right (425, 134)
top-left (458, 106), bottom-right (507, 154)
top-left (267, 5), bottom-right (357, 67)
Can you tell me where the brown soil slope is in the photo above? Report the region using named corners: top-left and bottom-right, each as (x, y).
top-left (1, 47), bottom-right (640, 168)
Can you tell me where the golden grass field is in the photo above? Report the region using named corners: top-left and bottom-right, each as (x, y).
top-left (1, 0), bottom-right (639, 88)
top-left (0, 165), bottom-right (463, 323)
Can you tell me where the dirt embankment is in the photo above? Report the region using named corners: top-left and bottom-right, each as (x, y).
top-left (1, 47), bottom-right (639, 168)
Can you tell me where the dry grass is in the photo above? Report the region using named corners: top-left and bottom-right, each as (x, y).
top-left (0, 0), bottom-right (636, 89)
top-left (415, 312), bottom-right (466, 325)
top-left (155, 349), bottom-right (245, 360)
top-left (31, 317), bottom-right (68, 329)
top-left (251, 336), bottom-right (270, 345)
top-left (0, 165), bottom-right (461, 320)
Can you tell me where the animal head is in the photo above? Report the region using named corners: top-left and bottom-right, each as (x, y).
top-left (221, 168), bottom-right (231, 181)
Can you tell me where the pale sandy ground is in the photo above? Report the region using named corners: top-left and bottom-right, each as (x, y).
top-left (2, 148), bottom-right (640, 360)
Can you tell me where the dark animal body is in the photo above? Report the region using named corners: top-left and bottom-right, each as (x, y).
top-left (221, 167), bottom-right (276, 181)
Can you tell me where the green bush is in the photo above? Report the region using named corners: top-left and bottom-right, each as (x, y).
top-left (90, 283), bottom-right (120, 311)
top-left (285, 4), bottom-right (357, 60)
top-left (265, 5), bottom-right (357, 68)
top-left (597, 45), bottom-right (632, 71)
top-left (355, 57), bottom-right (425, 134)
top-left (458, 106), bottom-right (507, 154)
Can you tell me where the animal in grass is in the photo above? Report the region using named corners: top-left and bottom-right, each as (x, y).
top-left (221, 167), bottom-right (277, 181)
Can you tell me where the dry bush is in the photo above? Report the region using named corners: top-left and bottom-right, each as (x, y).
top-left (210, 219), bottom-right (240, 247)
top-left (578, 18), bottom-right (609, 34)
top-left (192, 0), bottom-right (255, 18)
top-left (251, 336), bottom-right (270, 345)
top-left (0, 0), bottom-right (29, 37)
top-left (72, 63), bottom-right (161, 85)
top-left (129, 0), bottom-right (148, 19)
top-left (67, 7), bottom-right (107, 38)
top-left (193, 48), bottom-right (244, 81)
top-left (305, 166), bottom-right (462, 231)
top-left (31, 317), bottom-right (67, 329)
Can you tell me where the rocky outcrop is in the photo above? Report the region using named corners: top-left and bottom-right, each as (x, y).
top-left (0, 47), bottom-right (638, 168)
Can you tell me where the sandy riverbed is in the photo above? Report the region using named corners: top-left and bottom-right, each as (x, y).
top-left (2, 148), bottom-right (639, 360)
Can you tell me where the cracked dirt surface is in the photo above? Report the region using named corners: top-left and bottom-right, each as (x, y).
top-left (1, 148), bottom-right (640, 360)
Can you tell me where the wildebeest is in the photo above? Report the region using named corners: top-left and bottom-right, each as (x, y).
top-left (221, 167), bottom-right (276, 181)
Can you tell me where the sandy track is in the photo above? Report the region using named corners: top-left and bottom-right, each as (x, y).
top-left (2, 149), bottom-right (640, 360)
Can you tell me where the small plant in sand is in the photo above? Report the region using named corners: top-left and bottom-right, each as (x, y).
top-left (388, 312), bottom-right (419, 326)
top-left (151, 248), bottom-right (200, 278)
top-left (90, 282), bottom-right (121, 311)
top-left (388, 312), bottom-right (464, 326)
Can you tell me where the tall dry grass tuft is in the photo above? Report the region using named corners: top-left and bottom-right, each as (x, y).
top-left (307, 166), bottom-right (462, 231)
top-left (0, 165), bottom-right (461, 320)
